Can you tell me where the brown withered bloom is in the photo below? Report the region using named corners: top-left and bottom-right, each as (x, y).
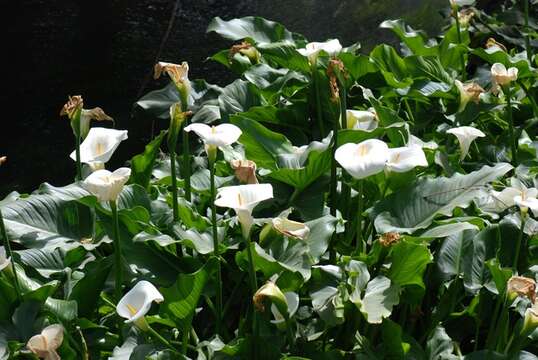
top-left (379, 232), bottom-right (401, 247)
top-left (231, 159), bottom-right (258, 184)
top-left (60, 95), bottom-right (83, 120)
top-left (463, 83), bottom-right (485, 104)
top-left (458, 8), bottom-right (475, 28)
top-left (486, 38), bottom-right (507, 52)
top-left (229, 41), bottom-right (260, 63)
top-left (327, 59), bottom-right (345, 103)
top-left (507, 276), bottom-right (536, 302)
top-left (154, 61), bottom-right (189, 85)
top-left (253, 281), bottom-right (287, 314)
top-left (83, 107), bottom-right (113, 122)
top-left (0, 156), bottom-right (6, 166)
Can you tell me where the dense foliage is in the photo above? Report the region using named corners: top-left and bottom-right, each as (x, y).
top-left (1, 0), bottom-right (537, 359)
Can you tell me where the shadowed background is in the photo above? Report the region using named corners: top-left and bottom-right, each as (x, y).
top-left (3, 0), bottom-right (452, 196)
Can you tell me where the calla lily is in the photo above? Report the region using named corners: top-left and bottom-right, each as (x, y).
top-left (231, 159), bottom-right (258, 184)
top-left (185, 123), bottom-right (242, 163)
top-left (346, 109), bottom-right (378, 131)
top-left (26, 324), bottom-right (64, 360)
top-left (214, 184), bottom-right (273, 238)
top-left (450, 0), bottom-right (475, 7)
top-left (492, 178), bottom-right (538, 216)
top-left (60, 95), bottom-right (83, 122)
top-left (507, 276), bottom-right (536, 302)
top-left (385, 146), bottom-right (428, 173)
top-left (117, 280), bottom-right (164, 330)
top-left (272, 216), bottom-right (310, 240)
top-left (523, 300), bottom-right (538, 334)
top-left (446, 126), bottom-right (485, 160)
top-left (154, 61), bottom-right (191, 103)
top-left (297, 39), bottom-right (342, 64)
top-left (486, 38), bottom-right (507, 52)
top-left (455, 80), bottom-right (484, 113)
top-left (335, 139), bottom-right (389, 179)
top-left (458, 8), bottom-right (475, 27)
top-left (253, 281), bottom-right (288, 317)
top-left (379, 232), bottom-right (401, 247)
top-left (230, 41), bottom-right (261, 64)
top-left (491, 63), bottom-right (518, 94)
top-left (83, 167), bottom-right (131, 202)
top-left (0, 246), bottom-right (11, 272)
top-left (70, 127), bottom-right (128, 169)
top-left (79, 107), bottom-right (114, 139)
top-left (271, 292), bottom-right (299, 325)
top-left (407, 135), bottom-right (438, 150)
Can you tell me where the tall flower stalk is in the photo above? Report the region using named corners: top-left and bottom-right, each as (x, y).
top-left (168, 104), bottom-right (189, 222)
top-left (61, 96), bottom-right (84, 180)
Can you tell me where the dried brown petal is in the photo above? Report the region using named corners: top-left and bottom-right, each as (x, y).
top-left (154, 61), bottom-right (189, 85)
top-left (84, 107), bottom-right (113, 122)
top-left (463, 83), bottom-right (485, 104)
top-left (507, 276), bottom-right (536, 302)
top-left (231, 159), bottom-right (258, 184)
top-left (379, 232), bottom-right (401, 247)
top-left (60, 95), bottom-right (83, 119)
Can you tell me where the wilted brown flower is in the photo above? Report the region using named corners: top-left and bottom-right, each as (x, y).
top-left (231, 159), bottom-right (258, 184)
top-left (486, 38), bottom-right (507, 52)
top-left (379, 232), bottom-right (401, 247)
top-left (253, 281), bottom-right (287, 314)
top-left (507, 276), bottom-right (536, 302)
top-left (458, 8), bottom-right (475, 27)
top-left (154, 61), bottom-right (189, 85)
top-left (83, 107), bottom-right (113, 122)
top-left (60, 95), bottom-right (83, 120)
top-left (229, 41), bottom-right (260, 63)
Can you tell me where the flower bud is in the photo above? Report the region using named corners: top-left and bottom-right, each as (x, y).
top-left (507, 276), bottom-right (536, 302)
top-left (168, 103), bottom-right (191, 151)
top-left (253, 281), bottom-right (288, 317)
top-left (231, 159), bottom-right (258, 184)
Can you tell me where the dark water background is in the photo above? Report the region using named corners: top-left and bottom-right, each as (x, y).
top-left (3, 0), bottom-right (452, 197)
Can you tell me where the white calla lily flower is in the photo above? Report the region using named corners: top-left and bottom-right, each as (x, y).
top-left (386, 146), bottom-right (428, 173)
top-left (83, 167), bottom-right (131, 202)
top-left (27, 324), bottom-right (64, 360)
top-left (491, 63), bottom-right (518, 94)
top-left (271, 292), bottom-right (299, 325)
top-left (407, 135), bottom-right (438, 150)
top-left (272, 216), bottom-right (310, 240)
top-left (298, 39), bottom-right (342, 64)
top-left (335, 139), bottom-right (389, 179)
top-left (184, 123), bottom-right (242, 161)
top-left (446, 126), bottom-right (485, 160)
top-left (346, 109), bottom-right (378, 131)
top-left (117, 281), bottom-right (164, 329)
top-left (215, 184), bottom-right (274, 238)
top-left (455, 80), bottom-right (484, 113)
top-left (492, 178), bottom-right (538, 216)
top-left (70, 127), bottom-right (128, 169)
top-left (0, 246), bottom-right (11, 272)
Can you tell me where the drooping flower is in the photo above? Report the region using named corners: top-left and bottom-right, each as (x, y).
top-left (346, 109), bottom-right (378, 131)
top-left (407, 135), bottom-right (438, 150)
top-left (184, 123), bottom-right (242, 163)
top-left (253, 281), bottom-right (288, 316)
top-left (60, 96), bottom-right (113, 138)
top-left (70, 127), bottom-right (128, 170)
top-left (491, 178), bottom-right (538, 216)
top-left (385, 146), bottom-right (428, 173)
top-left (507, 276), bottom-right (536, 302)
top-left (154, 61), bottom-right (191, 105)
top-left (272, 215), bottom-right (310, 240)
top-left (297, 39), bottom-right (342, 64)
top-left (214, 184), bottom-right (274, 238)
top-left (458, 8), bottom-right (475, 27)
top-left (79, 107), bottom-right (114, 139)
top-left (0, 246), bottom-right (11, 272)
top-left (60, 95), bottom-right (83, 121)
top-left (117, 281), bottom-right (164, 330)
top-left (455, 80), bottom-right (484, 113)
top-left (335, 139), bottom-right (389, 179)
top-left (229, 41), bottom-right (261, 64)
top-left (491, 63), bottom-right (518, 94)
top-left (26, 324), bottom-right (64, 360)
top-left (231, 159), bottom-right (258, 184)
top-left (446, 126), bottom-right (485, 160)
top-left (83, 167), bottom-right (131, 202)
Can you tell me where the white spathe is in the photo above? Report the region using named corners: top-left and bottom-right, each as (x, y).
top-left (446, 126), bottom-right (485, 160)
top-left (83, 167), bottom-right (131, 202)
top-left (0, 246), bottom-right (11, 271)
top-left (450, 0), bottom-right (475, 6)
top-left (215, 184), bottom-right (274, 238)
top-left (385, 146), bottom-right (428, 173)
top-left (491, 63), bottom-right (518, 93)
top-left (407, 135), bottom-right (438, 150)
top-left (184, 123), bottom-right (242, 148)
top-left (70, 127), bottom-right (128, 168)
top-left (27, 324), bottom-right (64, 360)
top-left (346, 109), bottom-right (378, 131)
top-left (335, 139), bottom-right (389, 179)
top-left (272, 216), bottom-right (310, 240)
top-left (492, 178), bottom-right (538, 216)
top-left (298, 39), bottom-right (342, 63)
top-left (117, 281), bottom-right (164, 327)
top-left (271, 292), bottom-right (300, 325)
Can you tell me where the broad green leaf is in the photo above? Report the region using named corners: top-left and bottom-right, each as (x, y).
top-left (218, 79), bottom-right (262, 121)
top-left (420, 222), bottom-right (479, 238)
top-left (369, 44), bottom-right (412, 88)
top-left (463, 225), bottom-right (498, 294)
top-left (437, 229), bottom-right (477, 280)
top-left (356, 275), bottom-right (400, 324)
top-left (425, 326), bottom-right (459, 360)
top-left (129, 130), bottom-right (166, 189)
top-left (257, 42), bottom-right (311, 73)
top-left (380, 19), bottom-right (438, 56)
top-left (472, 47), bottom-right (535, 78)
top-left (388, 241), bottom-right (432, 288)
top-left (370, 163), bottom-right (513, 234)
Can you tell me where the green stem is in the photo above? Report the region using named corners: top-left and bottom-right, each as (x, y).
top-left (181, 324), bottom-right (190, 356)
top-left (285, 318), bottom-right (295, 350)
top-left (313, 67), bottom-right (326, 137)
top-left (330, 110), bottom-right (339, 217)
top-left (355, 180), bottom-right (364, 254)
top-left (454, 5), bottom-right (467, 81)
top-left (404, 99), bottom-right (415, 124)
top-left (182, 121), bottom-right (191, 202)
top-left (524, 0), bottom-right (532, 63)
top-left (147, 324), bottom-right (177, 353)
top-left (109, 201), bottom-right (123, 301)
top-left (0, 209), bottom-right (22, 302)
top-left (505, 86), bottom-right (518, 165)
top-left (210, 162), bottom-right (223, 336)
top-left (513, 213), bottom-right (526, 270)
top-left (75, 133), bottom-right (82, 181)
top-left (244, 232), bottom-right (258, 296)
top-left (517, 80), bottom-right (538, 119)
top-left (170, 150), bottom-right (179, 221)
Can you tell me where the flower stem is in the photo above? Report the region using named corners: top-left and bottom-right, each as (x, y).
top-left (181, 323), bottom-right (190, 356)
top-left (209, 162), bottom-right (223, 337)
top-left (170, 150), bottom-right (179, 221)
top-left (313, 67), bottom-right (326, 137)
top-left (454, 5), bottom-right (467, 81)
top-left (330, 112), bottom-right (339, 217)
top-left (355, 180), bottom-right (364, 254)
top-left (513, 213), bottom-right (526, 270)
top-left (0, 209), bottom-right (22, 302)
top-left (524, 0), bottom-right (532, 63)
top-left (147, 323), bottom-right (177, 353)
top-left (244, 231), bottom-right (259, 358)
top-left (505, 86), bottom-right (518, 165)
top-left (109, 200), bottom-right (123, 301)
top-left (182, 121), bottom-right (191, 202)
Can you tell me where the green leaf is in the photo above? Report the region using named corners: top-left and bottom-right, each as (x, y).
top-left (257, 42), bottom-right (311, 73)
top-left (472, 47), bottom-right (534, 78)
top-left (388, 241), bottom-right (432, 288)
top-left (426, 326), bottom-right (459, 360)
top-left (218, 79), bottom-right (262, 121)
top-left (369, 44), bottom-right (412, 88)
top-left (129, 131), bottom-right (166, 189)
top-left (370, 163), bottom-right (513, 234)
top-left (356, 275), bottom-right (400, 324)
top-left (380, 19), bottom-right (438, 56)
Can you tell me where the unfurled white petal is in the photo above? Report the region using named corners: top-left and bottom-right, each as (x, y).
top-left (0, 246), bottom-right (11, 271)
top-left (491, 187), bottom-right (520, 208)
top-left (185, 123), bottom-right (242, 147)
top-left (346, 110), bottom-right (378, 131)
top-left (27, 324), bottom-right (64, 360)
top-left (514, 196), bottom-right (538, 216)
top-left (271, 292), bottom-right (299, 324)
top-left (83, 167), bottom-right (131, 202)
top-left (446, 126), bottom-right (485, 160)
top-left (184, 123), bottom-right (212, 139)
top-left (70, 128), bottom-right (128, 165)
top-left (335, 139), bottom-right (388, 179)
top-left (407, 135), bottom-right (438, 150)
top-left (272, 217), bottom-right (310, 240)
top-left (386, 146), bottom-right (428, 173)
top-left (298, 39), bottom-right (342, 63)
top-left (117, 281), bottom-right (164, 324)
